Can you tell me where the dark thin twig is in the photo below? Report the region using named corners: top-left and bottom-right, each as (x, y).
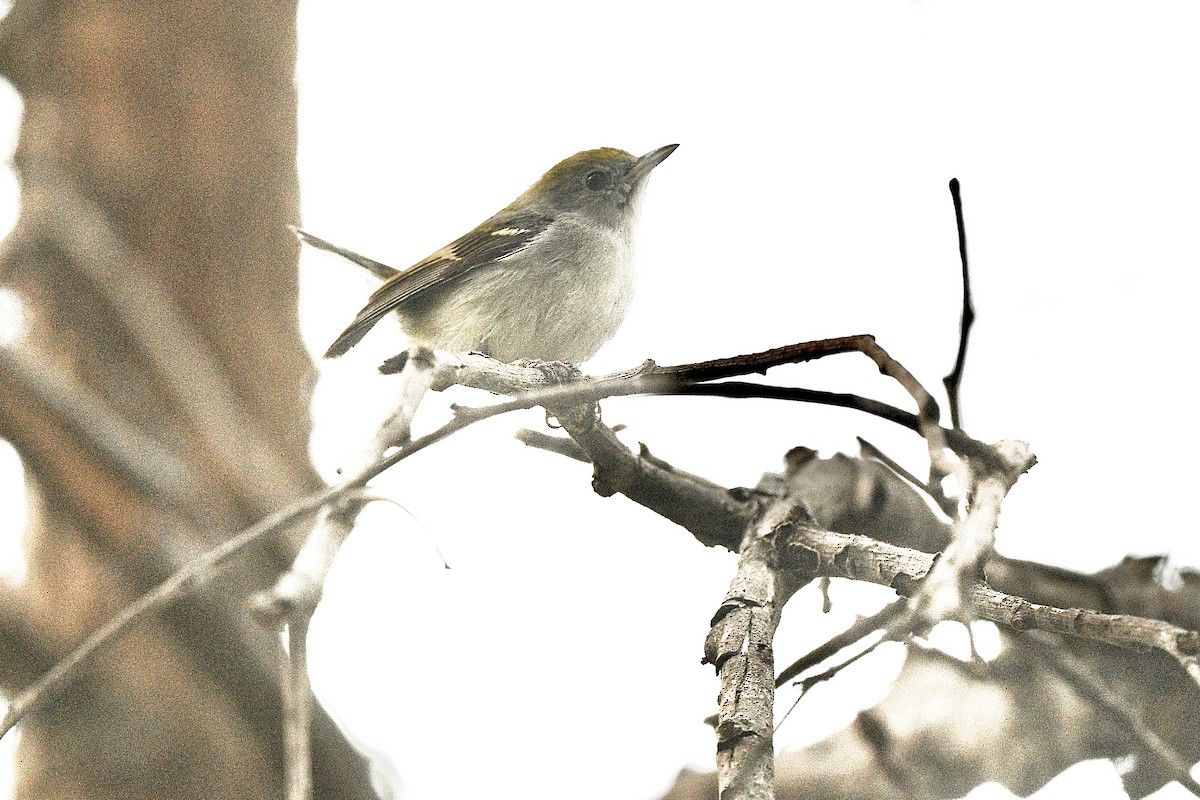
top-left (776, 598), bottom-right (909, 687)
top-left (776, 637), bottom-right (890, 733)
top-left (668, 381), bottom-right (996, 466)
top-left (943, 178), bottom-right (975, 431)
top-left (857, 437), bottom-right (928, 495)
top-left (856, 436), bottom-right (957, 518)
top-left (657, 334), bottom-right (953, 476)
top-left (794, 637), bottom-right (886, 694)
top-left (655, 336), bottom-right (866, 381)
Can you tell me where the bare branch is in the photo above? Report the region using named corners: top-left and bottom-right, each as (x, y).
top-left (654, 337), bottom-right (867, 381)
top-left (703, 499), bottom-right (812, 800)
top-left (514, 429), bottom-right (591, 462)
top-left (786, 526), bottom-right (1200, 686)
top-left (910, 440), bottom-right (1036, 627)
top-left (549, 417), bottom-right (753, 550)
top-left (978, 585), bottom-right (1200, 684)
top-left (943, 178), bottom-right (976, 431)
top-left (670, 382), bottom-right (997, 465)
top-left (6, 338), bottom-right (1154, 757)
top-left (249, 497), bottom-right (370, 621)
top-left (457, 336), bottom-right (955, 478)
top-left (0, 484), bottom-right (334, 740)
top-left (441, 348), bottom-right (1000, 466)
top-left (0, 391), bottom-right (508, 739)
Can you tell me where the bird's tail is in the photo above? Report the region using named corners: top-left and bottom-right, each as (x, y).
top-left (289, 225), bottom-right (399, 281)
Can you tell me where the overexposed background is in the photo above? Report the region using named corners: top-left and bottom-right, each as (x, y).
top-left (4, 2), bottom-right (1200, 798)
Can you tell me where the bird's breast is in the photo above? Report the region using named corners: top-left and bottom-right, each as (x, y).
top-left (410, 215), bottom-right (637, 363)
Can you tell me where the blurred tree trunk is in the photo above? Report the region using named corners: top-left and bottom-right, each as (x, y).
top-left (0, 1), bottom-right (377, 797)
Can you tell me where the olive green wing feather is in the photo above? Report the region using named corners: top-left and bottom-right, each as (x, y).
top-left (323, 210), bottom-right (552, 359)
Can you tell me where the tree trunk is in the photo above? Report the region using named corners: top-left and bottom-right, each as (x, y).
top-left (0, 2), bottom-right (377, 796)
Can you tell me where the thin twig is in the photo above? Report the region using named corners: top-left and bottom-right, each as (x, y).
top-left (789, 636), bottom-right (887, 699)
top-left (856, 438), bottom-right (930, 496)
top-left (658, 334), bottom-right (955, 481)
top-left (449, 338), bottom-right (987, 473)
top-left (0, 398), bottom-right (496, 739)
top-left (855, 436), bottom-right (958, 518)
top-left (515, 429), bottom-right (590, 462)
top-left (283, 617), bottom-right (313, 800)
top-left (0, 484), bottom-right (333, 740)
top-left (774, 639), bottom-right (890, 737)
top-left (655, 337), bottom-right (867, 381)
top-left (449, 366), bottom-right (994, 466)
top-left (943, 178), bottom-right (975, 431)
top-left (669, 381), bottom-right (996, 466)
top-left (775, 598), bottom-right (908, 687)
top-left (850, 336), bottom-right (955, 480)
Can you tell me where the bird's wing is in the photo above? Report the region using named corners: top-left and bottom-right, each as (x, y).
top-left (323, 209), bottom-right (552, 358)
top-left (290, 226), bottom-right (400, 281)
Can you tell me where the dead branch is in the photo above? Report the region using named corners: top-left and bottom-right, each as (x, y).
top-left (943, 178), bottom-right (975, 431)
top-left (8, 334), bottom-right (1196, 800)
top-left (784, 526), bottom-right (1200, 683)
top-left (703, 498), bottom-right (812, 800)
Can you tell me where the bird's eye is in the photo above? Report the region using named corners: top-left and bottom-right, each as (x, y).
top-left (585, 170), bottom-right (613, 192)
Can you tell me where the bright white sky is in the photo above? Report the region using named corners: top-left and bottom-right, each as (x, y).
top-left (4, 2), bottom-right (1200, 799)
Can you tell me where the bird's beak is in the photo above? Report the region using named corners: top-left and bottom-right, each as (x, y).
top-left (624, 143), bottom-right (679, 186)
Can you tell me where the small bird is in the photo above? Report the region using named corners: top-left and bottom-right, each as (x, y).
top-left (298, 144), bottom-right (678, 366)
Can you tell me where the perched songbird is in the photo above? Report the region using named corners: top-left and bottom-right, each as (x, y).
top-left (298, 144), bottom-right (678, 366)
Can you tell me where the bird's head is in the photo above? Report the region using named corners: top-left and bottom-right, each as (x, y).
top-left (517, 144), bottom-right (678, 226)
